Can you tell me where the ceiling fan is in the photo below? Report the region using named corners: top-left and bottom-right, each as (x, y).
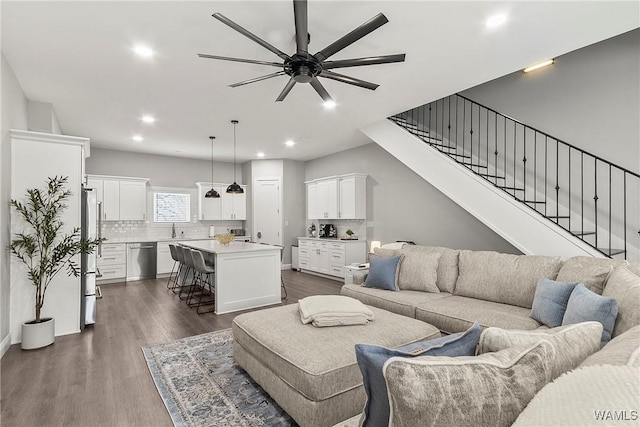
top-left (198, 0), bottom-right (406, 103)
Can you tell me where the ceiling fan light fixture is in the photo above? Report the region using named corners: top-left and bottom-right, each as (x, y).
top-left (323, 100), bottom-right (336, 109)
top-left (133, 44), bottom-right (154, 58)
top-left (205, 136), bottom-right (220, 199)
top-left (226, 120), bottom-right (244, 194)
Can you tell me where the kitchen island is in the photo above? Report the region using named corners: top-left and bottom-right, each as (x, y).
top-left (179, 240), bottom-right (282, 314)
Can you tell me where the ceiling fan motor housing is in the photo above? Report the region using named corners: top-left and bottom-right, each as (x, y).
top-left (286, 55), bottom-right (322, 83)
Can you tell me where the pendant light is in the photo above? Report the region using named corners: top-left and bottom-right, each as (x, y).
top-left (205, 136), bottom-right (220, 198)
top-left (226, 119), bottom-right (244, 194)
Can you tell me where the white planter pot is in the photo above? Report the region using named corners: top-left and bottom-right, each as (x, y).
top-left (21, 317), bottom-right (55, 350)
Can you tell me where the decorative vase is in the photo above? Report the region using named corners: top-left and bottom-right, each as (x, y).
top-left (21, 317), bottom-right (55, 350)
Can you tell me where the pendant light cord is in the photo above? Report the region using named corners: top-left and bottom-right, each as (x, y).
top-left (233, 121), bottom-right (237, 183)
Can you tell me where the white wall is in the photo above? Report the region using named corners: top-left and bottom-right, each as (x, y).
top-left (86, 147), bottom-right (243, 188)
top-left (461, 29), bottom-right (640, 174)
top-left (1, 53), bottom-right (29, 354)
top-left (305, 142), bottom-right (521, 253)
top-left (283, 160), bottom-right (306, 264)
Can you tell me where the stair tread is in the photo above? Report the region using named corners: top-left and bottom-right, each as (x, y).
top-left (546, 215), bottom-right (570, 219)
top-left (477, 173), bottom-right (506, 179)
top-left (572, 231), bottom-right (596, 236)
top-left (598, 248), bottom-right (625, 256)
top-left (458, 162), bottom-right (488, 168)
top-left (521, 200), bottom-right (547, 204)
top-left (497, 186), bottom-right (525, 191)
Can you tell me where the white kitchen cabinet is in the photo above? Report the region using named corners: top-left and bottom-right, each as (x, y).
top-left (156, 242), bottom-right (177, 275)
top-left (86, 175), bottom-right (149, 221)
top-left (338, 174), bottom-right (367, 219)
top-left (119, 180), bottom-right (147, 220)
top-left (97, 243), bottom-right (126, 283)
top-left (305, 174), bottom-right (366, 220)
top-left (297, 238), bottom-right (367, 278)
top-left (307, 182), bottom-right (319, 219)
top-left (196, 182), bottom-right (246, 221)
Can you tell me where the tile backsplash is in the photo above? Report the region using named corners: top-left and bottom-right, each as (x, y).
top-left (101, 220), bottom-right (244, 242)
top-left (304, 219), bottom-right (367, 240)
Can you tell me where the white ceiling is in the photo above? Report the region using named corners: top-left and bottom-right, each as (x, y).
top-left (2, 1), bottom-right (638, 163)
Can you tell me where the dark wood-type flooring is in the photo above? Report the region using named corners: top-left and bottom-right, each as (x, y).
top-left (1, 270), bottom-right (342, 427)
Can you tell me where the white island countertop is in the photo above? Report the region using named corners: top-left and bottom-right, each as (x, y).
top-left (180, 239), bottom-right (281, 254)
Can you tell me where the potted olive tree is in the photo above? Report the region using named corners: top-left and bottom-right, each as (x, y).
top-left (10, 176), bottom-right (103, 350)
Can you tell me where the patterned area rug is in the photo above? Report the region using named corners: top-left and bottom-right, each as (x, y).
top-left (142, 329), bottom-right (296, 426)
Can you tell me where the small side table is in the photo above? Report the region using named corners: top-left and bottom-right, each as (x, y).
top-left (344, 263), bottom-right (370, 285)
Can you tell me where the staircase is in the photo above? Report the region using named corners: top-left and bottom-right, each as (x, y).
top-left (362, 93), bottom-right (639, 261)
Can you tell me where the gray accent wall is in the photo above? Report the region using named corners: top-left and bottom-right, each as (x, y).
top-left (461, 29), bottom-right (639, 174)
top-left (1, 53), bottom-right (29, 347)
top-left (305, 142), bottom-right (521, 253)
top-left (86, 147), bottom-right (243, 187)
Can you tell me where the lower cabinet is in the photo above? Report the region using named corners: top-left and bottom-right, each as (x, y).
top-left (298, 238), bottom-right (366, 278)
top-left (97, 243), bottom-right (126, 284)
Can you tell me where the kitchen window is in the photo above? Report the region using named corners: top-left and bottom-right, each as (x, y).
top-left (153, 192), bottom-right (190, 223)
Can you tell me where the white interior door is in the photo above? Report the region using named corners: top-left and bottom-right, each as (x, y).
top-left (253, 178), bottom-right (281, 245)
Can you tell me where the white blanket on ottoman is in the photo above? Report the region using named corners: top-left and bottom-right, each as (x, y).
top-left (299, 295), bottom-right (375, 327)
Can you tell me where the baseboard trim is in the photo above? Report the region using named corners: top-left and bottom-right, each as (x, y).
top-left (1, 333), bottom-right (11, 358)
top-left (281, 264), bottom-right (292, 270)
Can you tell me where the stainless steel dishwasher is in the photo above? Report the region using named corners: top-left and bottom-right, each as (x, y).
top-left (126, 242), bottom-right (157, 281)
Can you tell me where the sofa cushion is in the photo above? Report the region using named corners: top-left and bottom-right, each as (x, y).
top-left (364, 255), bottom-right (402, 291)
top-left (232, 304), bottom-right (440, 403)
top-left (477, 322), bottom-right (602, 380)
top-left (383, 341), bottom-right (554, 427)
top-left (563, 284), bottom-right (618, 345)
top-left (415, 295), bottom-right (541, 334)
top-left (455, 250), bottom-right (562, 308)
top-left (355, 323), bottom-right (481, 427)
top-left (529, 278), bottom-right (578, 327)
top-left (556, 256), bottom-right (621, 295)
top-left (396, 251), bottom-right (440, 293)
top-left (512, 365), bottom-right (640, 426)
top-left (401, 245), bottom-right (460, 293)
top-left (579, 324), bottom-right (640, 368)
top-left (341, 284), bottom-right (451, 318)
top-left (602, 265), bottom-right (640, 337)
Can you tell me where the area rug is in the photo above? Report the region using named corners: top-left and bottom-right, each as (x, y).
top-left (142, 329), bottom-right (295, 426)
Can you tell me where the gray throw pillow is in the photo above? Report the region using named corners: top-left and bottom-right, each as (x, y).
top-left (364, 255), bottom-right (403, 291)
top-left (563, 284), bottom-right (619, 345)
top-left (478, 322), bottom-right (602, 380)
top-left (383, 341), bottom-right (554, 427)
top-left (397, 251), bottom-right (441, 293)
top-left (355, 323), bottom-right (481, 427)
top-left (529, 278), bottom-right (578, 327)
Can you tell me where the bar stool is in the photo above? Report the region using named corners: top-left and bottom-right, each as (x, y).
top-left (166, 244), bottom-right (180, 291)
top-left (175, 246), bottom-right (193, 300)
top-left (188, 249), bottom-right (215, 314)
top-left (260, 243), bottom-right (287, 299)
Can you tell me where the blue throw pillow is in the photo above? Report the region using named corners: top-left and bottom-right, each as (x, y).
top-left (562, 283), bottom-right (618, 345)
top-left (355, 322), bottom-right (482, 427)
top-left (364, 255), bottom-right (402, 291)
top-left (530, 278), bottom-right (578, 327)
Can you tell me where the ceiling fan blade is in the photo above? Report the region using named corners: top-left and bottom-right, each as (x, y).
top-left (314, 13), bottom-right (388, 62)
top-left (212, 13), bottom-right (291, 61)
top-left (276, 78), bottom-right (297, 102)
top-left (309, 78), bottom-right (333, 103)
top-left (293, 0), bottom-right (309, 54)
top-left (322, 53), bottom-right (406, 69)
top-left (319, 70), bottom-right (379, 90)
top-left (229, 71), bottom-right (286, 88)
top-left (198, 53), bottom-right (283, 67)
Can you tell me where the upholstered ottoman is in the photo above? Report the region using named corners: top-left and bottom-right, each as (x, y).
top-left (232, 303), bottom-right (440, 427)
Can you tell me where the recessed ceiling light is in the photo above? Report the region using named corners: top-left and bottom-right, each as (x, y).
top-left (141, 115), bottom-right (156, 123)
top-left (133, 45), bottom-right (154, 58)
top-left (132, 135), bottom-right (143, 142)
top-left (285, 140), bottom-right (295, 147)
top-left (523, 59), bottom-right (554, 73)
top-left (257, 152), bottom-right (265, 158)
top-left (485, 13), bottom-right (508, 29)
top-left (323, 100), bottom-right (336, 109)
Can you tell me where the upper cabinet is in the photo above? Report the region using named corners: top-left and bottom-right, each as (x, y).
top-left (306, 173), bottom-right (367, 220)
top-left (86, 175), bottom-right (149, 221)
top-left (196, 182), bottom-right (247, 221)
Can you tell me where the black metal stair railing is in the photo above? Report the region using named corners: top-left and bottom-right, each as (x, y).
top-left (389, 93), bottom-right (640, 261)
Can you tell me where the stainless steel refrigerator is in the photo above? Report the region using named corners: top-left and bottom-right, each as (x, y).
top-left (81, 187), bottom-right (100, 328)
